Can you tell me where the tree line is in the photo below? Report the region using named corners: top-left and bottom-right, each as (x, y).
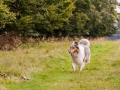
top-left (0, 0), bottom-right (119, 38)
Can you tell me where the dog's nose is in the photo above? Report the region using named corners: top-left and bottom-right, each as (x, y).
top-left (69, 51), bottom-right (74, 55)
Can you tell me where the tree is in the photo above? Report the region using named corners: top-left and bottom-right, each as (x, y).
top-left (69, 0), bottom-right (91, 37)
top-left (4, 0), bottom-right (74, 38)
top-left (3, 0), bottom-right (35, 36)
top-left (87, 0), bottom-right (117, 37)
top-left (33, 0), bottom-right (75, 38)
top-left (0, 0), bottom-right (15, 34)
top-left (1, 0), bottom-right (118, 38)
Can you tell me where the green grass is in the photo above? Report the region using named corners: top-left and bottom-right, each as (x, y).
top-left (0, 40), bottom-right (120, 90)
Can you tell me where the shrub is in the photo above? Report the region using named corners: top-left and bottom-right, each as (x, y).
top-left (0, 33), bottom-right (22, 50)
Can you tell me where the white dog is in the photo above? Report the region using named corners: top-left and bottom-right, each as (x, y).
top-left (69, 39), bottom-right (90, 71)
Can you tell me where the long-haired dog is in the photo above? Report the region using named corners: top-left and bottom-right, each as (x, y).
top-left (69, 39), bottom-right (90, 71)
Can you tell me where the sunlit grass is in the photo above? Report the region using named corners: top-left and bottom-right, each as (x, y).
top-left (0, 39), bottom-right (120, 90)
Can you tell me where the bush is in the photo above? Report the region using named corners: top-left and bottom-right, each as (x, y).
top-left (0, 33), bottom-right (22, 50)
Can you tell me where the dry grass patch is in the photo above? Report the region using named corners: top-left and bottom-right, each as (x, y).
top-left (0, 41), bottom-right (70, 79)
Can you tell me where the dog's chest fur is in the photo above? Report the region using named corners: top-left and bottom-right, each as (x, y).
top-left (72, 45), bottom-right (85, 64)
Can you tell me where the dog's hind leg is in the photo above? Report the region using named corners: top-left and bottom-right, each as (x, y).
top-left (72, 62), bottom-right (76, 72)
top-left (79, 63), bottom-right (85, 71)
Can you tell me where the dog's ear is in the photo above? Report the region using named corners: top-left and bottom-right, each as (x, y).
top-left (74, 42), bottom-right (79, 49)
top-left (74, 42), bottom-right (78, 45)
top-left (72, 41), bottom-right (78, 46)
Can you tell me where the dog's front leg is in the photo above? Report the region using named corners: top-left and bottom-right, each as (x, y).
top-left (79, 63), bottom-right (85, 71)
top-left (72, 62), bottom-right (76, 72)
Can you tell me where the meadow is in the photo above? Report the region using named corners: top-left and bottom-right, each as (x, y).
top-left (0, 39), bottom-right (120, 90)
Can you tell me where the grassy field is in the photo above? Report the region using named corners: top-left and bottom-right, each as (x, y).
top-left (0, 39), bottom-right (120, 90)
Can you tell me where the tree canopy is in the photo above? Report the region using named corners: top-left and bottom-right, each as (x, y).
top-left (0, 0), bottom-right (118, 38)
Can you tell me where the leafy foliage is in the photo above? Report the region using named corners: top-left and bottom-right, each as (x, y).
top-left (0, 0), bottom-right (15, 32)
top-left (0, 0), bottom-right (118, 38)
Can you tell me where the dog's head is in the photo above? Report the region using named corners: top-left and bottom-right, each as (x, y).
top-left (69, 42), bottom-right (79, 56)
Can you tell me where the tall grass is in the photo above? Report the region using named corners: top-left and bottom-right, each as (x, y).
top-left (0, 39), bottom-right (120, 90)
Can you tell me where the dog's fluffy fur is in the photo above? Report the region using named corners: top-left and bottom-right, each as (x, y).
top-left (69, 39), bottom-right (90, 71)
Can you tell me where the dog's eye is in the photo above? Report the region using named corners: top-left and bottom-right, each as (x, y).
top-left (72, 47), bottom-right (75, 49)
top-left (70, 47), bottom-right (73, 49)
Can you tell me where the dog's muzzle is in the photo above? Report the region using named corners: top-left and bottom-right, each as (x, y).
top-left (69, 48), bottom-right (78, 56)
top-left (69, 51), bottom-right (73, 56)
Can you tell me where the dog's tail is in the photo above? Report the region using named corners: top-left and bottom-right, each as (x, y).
top-left (79, 39), bottom-right (90, 47)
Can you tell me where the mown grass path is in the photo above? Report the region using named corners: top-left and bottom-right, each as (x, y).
top-left (0, 40), bottom-right (120, 90)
